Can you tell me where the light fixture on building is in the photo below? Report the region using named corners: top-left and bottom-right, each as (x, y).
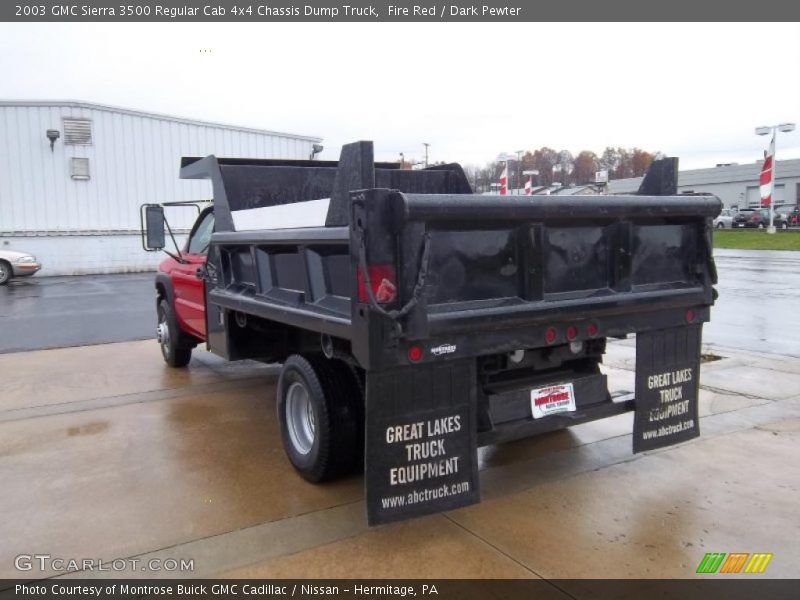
top-left (309, 143), bottom-right (324, 160)
top-left (46, 129), bottom-right (60, 152)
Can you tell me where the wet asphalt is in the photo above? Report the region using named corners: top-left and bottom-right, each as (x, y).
top-left (0, 248), bottom-right (798, 356)
top-left (0, 273), bottom-right (154, 354)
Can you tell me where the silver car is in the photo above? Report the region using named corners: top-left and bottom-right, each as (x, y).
top-left (0, 249), bottom-right (42, 284)
top-left (713, 208), bottom-right (735, 229)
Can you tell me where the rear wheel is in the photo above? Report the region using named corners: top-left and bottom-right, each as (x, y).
top-left (716, 222), bottom-right (725, 229)
top-left (780, 221), bottom-right (788, 230)
top-left (758, 223), bottom-right (765, 229)
top-left (277, 354), bottom-right (363, 482)
top-left (157, 298), bottom-right (192, 367)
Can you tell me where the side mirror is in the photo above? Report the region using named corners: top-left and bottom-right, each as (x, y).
top-left (143, 205), bottom-right (165, 250)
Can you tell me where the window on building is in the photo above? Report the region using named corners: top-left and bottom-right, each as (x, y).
top-left (746, 184), bottom-right (785, 207)
top-left (70, 157), bottom-right (90, 180)
top-left (63, 118), bottom-right (93, 145)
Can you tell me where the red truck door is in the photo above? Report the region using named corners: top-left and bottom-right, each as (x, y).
top-left (172, 209), bottom-right (215, 340)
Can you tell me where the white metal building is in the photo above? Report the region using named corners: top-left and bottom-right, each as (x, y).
top-left (0, 100), bottom-right (321, 275)
top-left (608, 159), bottom-right (800, 210)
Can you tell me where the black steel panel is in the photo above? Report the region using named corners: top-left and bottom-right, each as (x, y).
top-left (426, 228), bottom-right (519, 304)
top-left (392, 193), bottom-right (722, 222)
top-left (272, 252), bottom-right (306, 292)
top-left (543, 225), bottom-right (609, 295)
top-left (488, 373), bottom-right (609, 425)
top-left (479, 399), bottom-right (634, 446)
top-left (632, 224), bottom-right (697, 287)
top-left (208, 288), bottom-right (352, 339)
top-left (212, 227), bottom-right (349, 245)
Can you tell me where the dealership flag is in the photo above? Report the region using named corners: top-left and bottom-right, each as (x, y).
top-left (499, 164), bottom-right (508, 195)
top-left (525, 176), bottom-right (532, 195)
top-left (760, 133), bottom-right (775, 207)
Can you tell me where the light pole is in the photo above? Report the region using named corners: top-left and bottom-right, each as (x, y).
top-left (515, 150), bottom-right (524, 195)
top-left (422, 143), bottom-right (430, 167)
top-left (755, 122), bottom-right (796, 234)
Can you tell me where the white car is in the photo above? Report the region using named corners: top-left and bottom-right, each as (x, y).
top-left (0, 249), bottom-right (42, 284)
top-left (713, 208), bottom-right (735, 229)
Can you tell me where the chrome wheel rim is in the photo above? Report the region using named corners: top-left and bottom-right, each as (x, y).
top-left (0, 263), bottom-right (8, 283)
top-left (157, 312), bottom-right (170, 359)
top-left (286, 381), bottom-right (315, 455)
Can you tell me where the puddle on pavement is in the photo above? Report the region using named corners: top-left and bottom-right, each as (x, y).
top-left (66, 421), bottom-right (109, 437)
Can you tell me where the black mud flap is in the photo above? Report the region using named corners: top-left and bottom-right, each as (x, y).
top-left (365, 359), bottom-right (480, 525)
top-left (633, 325), bottom-right (702, 453)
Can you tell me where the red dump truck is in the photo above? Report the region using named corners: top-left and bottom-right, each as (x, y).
top-left (142, 141), bottom-right (720, 524)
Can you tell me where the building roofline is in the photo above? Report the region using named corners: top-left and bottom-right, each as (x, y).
top-left (0, 99), bottom-right (322, 142)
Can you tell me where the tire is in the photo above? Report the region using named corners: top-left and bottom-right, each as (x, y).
top-left (157, 298), bottom-right (192, 368)
top-left (758, 223), bottom-right (765, 229)
top-left (0, 260), bottom-right (11, 285)
top-left (780, 222), bottom-right (788, 230)
top-left (716, 222), bottom-right (724, 229)
top-left (277, 354), bottom-right (363, 482)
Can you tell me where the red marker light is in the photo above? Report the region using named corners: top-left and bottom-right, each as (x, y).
top-left (566, 326), bottom-right (578, 341)
top-left (408, 345), bottom-right (423, 362)
top-left (545, 327), bottom-right (557, 344)
top-left (686, 309), bottom-right (695, 323)
top-left (586, 323), bottom-right (598, 337)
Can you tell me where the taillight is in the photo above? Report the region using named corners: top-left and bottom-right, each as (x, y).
top-left (357, 265), bottom-right (397, 304)
top-left (566, 325), bottom-right (578, 341)
top-left (407, 345), bottom-right (423, 362)
top-left (586, 323), bottom-right (598, 337)
top-left (750, 214), bottom-right (759, 221)
top-left (545, 327), bottom-right (557, 344)
top-left (686, 309), bottom-right (695, 323)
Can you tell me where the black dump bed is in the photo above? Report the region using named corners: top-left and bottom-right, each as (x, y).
top-left (183, 141), bottom-right (720, 371)
top-left (178, 140), bottom-right (721, 525)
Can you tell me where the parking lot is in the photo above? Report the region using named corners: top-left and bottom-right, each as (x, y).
top-left (1, 249), bottom-right (799, 580)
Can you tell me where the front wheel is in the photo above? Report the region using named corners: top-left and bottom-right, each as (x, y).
top-left (276, 354), bottom-right (363, 482)
top-left (0, 260), bottom-right (11, 285)
top-left (758, 223), bottom-right (765, 229)
top-left (716, 222), bottom-right (725, 229)
top-left (157, 298), bottom-right (192, 367)
top-left (780, 222), bottom-right (788, 230)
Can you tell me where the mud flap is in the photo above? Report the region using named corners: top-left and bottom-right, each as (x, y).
top-left (365, 359), bottom-right (480, 525)
top-left (633, 325), bottom-right (702, 453)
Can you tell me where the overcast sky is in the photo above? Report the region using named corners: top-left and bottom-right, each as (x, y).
top-left (1, 22), bottom-right (799, 170)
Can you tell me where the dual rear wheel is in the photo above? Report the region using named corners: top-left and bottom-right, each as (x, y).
top-left (277, 354), bottom-right (364, 482)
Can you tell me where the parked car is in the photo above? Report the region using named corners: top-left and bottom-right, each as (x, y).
top-left (774, 205), bottom-right (798, 224)
top-left (731, 208), bottom-right (788, 229)
top-left (0, 249), bottom-right (42, 284)
top-left (787, 207), bottom-right (800, 226)
top-left (713, 208), bottom-right (735, 228)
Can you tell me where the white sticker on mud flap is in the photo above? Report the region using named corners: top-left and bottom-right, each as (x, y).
top-left (531, 383), bottom-right (576, 419)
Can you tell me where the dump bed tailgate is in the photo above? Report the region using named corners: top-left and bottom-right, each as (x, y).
top-left (350, 191), bottom-right (720, 370)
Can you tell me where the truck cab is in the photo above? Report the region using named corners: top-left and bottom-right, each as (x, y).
top-left (154, 206), bottom-right (214, 366)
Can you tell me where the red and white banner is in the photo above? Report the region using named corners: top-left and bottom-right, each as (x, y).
top-left (499, 164), bottom-right (508, 195)
top-left (760, 133), bottom-right (775, 207)
top-left (524, 176), bottom-right (532, 195)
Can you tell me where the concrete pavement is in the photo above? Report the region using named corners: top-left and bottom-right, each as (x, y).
top-left (0, 339), bottom-right (797, 580)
